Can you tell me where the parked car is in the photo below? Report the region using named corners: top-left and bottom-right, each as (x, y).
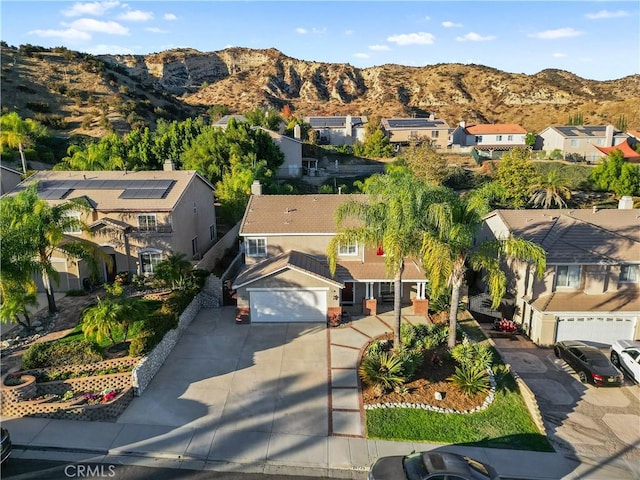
top-left (554, 341), bottom-right (624, 387)
top-left (368, 451), bottom-right (499, 480)
top-left (610, 340), bottom-right (640, 384)
top-left (1, 428), bottom-right (11, 464)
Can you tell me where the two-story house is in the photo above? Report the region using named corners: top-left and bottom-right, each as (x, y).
top-left (479, 199), bottom-right (640, 346)
top-left (450, 122), bottom-right (528, 159)
top-left (303, 115), bottom-right (367, 146)
top-left (536, 124), bottom-right (628, 163)
top-left (13, 165), bottom-right (217, 292)
top-left (231, 183), bottom-right (429, 323)
top-left (380, 116), bottom-right (450, 149)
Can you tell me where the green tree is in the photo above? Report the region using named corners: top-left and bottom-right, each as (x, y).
top-left (0, 279), bottom-right (38, 331)
top-left (567, 112), bottom-right (584, 126)
top-left (327, 171), bottom-right (445, 349)
top-left (529, 169), bottom-right (572, 208)
top-left (615, 115), bottom-right (627, 132)
top-left (420, 189), bottom-right (547, 348)
top-left (56, 133), bottom-right (125, 170)
top-left (0, 184), bottom-right (103, 313)
top-left (590, 149), bottom-right (640, 196)
top-left (82, 297), bottom-right (146, 346)
top-left (0, 112), bottom-right (48, 174)
top-left (244, 107), bottom-right (282, 131)
top-left (354, 124), bottom-right (394, 158)
top-left (208, 105), bottom-right (230, 122)
top-left (401, 141), bottom-right (450, 185)
top-left (154, 252), bottom-right (192, 290)
top-left (495, 147), bottom-right (540, 208)
top-left (525, 132), bottom-right (537, 147)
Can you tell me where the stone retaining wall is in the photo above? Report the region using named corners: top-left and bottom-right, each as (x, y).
top-left (23, 357), bottom-right (140, 380)
top-left (131, 292), bottom-right (204, 396)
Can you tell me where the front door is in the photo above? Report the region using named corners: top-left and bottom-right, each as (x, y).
top-left (105, 254), bottom-right (117, 282)
top-left (342, 281), bottom-right (354, 304)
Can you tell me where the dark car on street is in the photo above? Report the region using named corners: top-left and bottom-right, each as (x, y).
top-left (368, 451), bottom-right (499, 480)
top-left (554, 340), bottom-right (624, 387)
top-left (1, 428), bottom-right (11, 464)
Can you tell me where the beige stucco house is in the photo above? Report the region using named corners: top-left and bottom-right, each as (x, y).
top-left (14, 166), bottom-right (217, 292)
top-left (232, 183), bottom-right (429, 323)
top-left (451, 122), bottom-right (528, 155)
top-left (536, 125), bottom-right (628, 162)
top-left (380, 116), bottom-right (450, 148)
top-left (303, 115), bottom-right (367, 146)
top-left (478, 200), bottom-right (640, 346)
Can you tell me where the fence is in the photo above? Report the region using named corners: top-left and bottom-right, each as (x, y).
top-left (195, 221), bottom-right (240, 272)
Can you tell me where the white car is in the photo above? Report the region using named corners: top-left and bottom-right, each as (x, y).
top-left (610, 340), bottom-right (640, 384)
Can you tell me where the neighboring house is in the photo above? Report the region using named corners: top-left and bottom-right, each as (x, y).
top-left (536, 125), bottom-right (628, 163)
top-left (10, 164), bottom-right (217, 292)
top-left (232, 182), bottom-right (429, 323)
top-left (478, 199), bottom-right (640, 346)
top-left (303, 115), bottom-right (367, 146)
top-left (380, 116), bottom-right (450, 148)
top-left (594, 138), bottom-right (640, 163)
top-left (0, 164), bottom-right (23, 195)
top-left (213, 115), bottom-right (302, 178)
top-left (451, 122), bottom-right (528, 156)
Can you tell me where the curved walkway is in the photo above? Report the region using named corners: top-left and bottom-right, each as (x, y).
top-left (328, 312), bottom-right (431, 437)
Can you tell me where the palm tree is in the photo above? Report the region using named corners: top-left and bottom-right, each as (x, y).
top-left (154, 252), bottom-right (192, 290)
top-left (421, 189), bottom-right (547, 348)
top-left (529, 170), bottom-right (572, 208)
top-left (0, 279), bottom-right (38, 331)
top-left (327, 170), bottom-right (447, 349)
top-left (82, 297), bottom-right (147, 346)
top-left (1, 184), bottom-right (103, 313)
top-left (0, 112), bottom-right (47, 174)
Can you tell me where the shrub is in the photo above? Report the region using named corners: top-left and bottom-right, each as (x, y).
top-left (448, 364), bottom-right (490, 397)
top-left (128, 330), bottom-right (155, 357)
top-left (359, 351), bottom-right (406, 396)
top-left (367, 339), bottom-right (392, 356)
top-left (422, 324), bottom-right (449, 350)
top-left (450, 340), bottom-right (493, 370)
top-left (22, 340), bottom-right (102, 369)
top-left (395, 348), bottom-right (424, 380)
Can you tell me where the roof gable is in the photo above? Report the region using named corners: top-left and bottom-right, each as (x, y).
top-left (465, 124), bottom-right (526, 135)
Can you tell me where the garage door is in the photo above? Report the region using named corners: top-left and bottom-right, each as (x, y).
top-left (250, 289), bottom-right (327, 323)
top-left (556, 316), bottom-right (636, 345)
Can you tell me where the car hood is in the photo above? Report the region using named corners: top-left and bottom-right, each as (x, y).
top-left (370, 456), bottom-right (405, 479)
top-left (612, 340), bottom-right (640, 350)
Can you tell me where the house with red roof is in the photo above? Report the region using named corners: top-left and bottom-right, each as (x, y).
top-left (450, 122), bottom-right (528, 158)
top-left (536, 124), bottom-right (628, 163)
top-left (594, 138), bottom-right (640, 163)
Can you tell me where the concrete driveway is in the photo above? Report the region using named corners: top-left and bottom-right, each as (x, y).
top-left (118, 306), bottom-right (331, 465)
top-left (487, 327), bottom-right (640, 477)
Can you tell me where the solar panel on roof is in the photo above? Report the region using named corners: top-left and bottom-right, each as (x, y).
top-left (40, 188), bottom-right (70, 199)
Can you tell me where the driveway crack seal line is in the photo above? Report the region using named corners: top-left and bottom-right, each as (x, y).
top-left (374, 315), bottom-right (394, 331)
top-left (349, 324), bottom-right (373, 339)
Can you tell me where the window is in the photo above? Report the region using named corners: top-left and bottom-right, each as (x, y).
top-left (496, 135), bottom-right (503, 141)
top-left (140, 250), bottom-right (162, 275)
top-left (570, 139), bottom-right (579, 147)
top-left (620, 265), bottom-right (639, 283)
top-left (338, 242), bottom-right (358, 256)
top-left (507, 135), bottom-right (513, 141)
top-left (475, 136), bottom-right (483, 143)
top-left (596, 138), bottom-right (605, 146)
top-left (192, 236), bottom-right (198, 256)
top-left (209, 224), bottom-right (216, 241)
top-left (138, 214), bottom-right (157, 232)
top-left (63, 211), bottom-right (82, 234)
top-left (246, 238), bottom-right (267, 257)
top-left (556, 265), bottom-right (581, 288)
top-left (431, 130), bottom-right (439, 138)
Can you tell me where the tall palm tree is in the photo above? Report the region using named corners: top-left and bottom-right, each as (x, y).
top-left (0, 279), bottom-right (38, 331)
top-left (0, 112), bottom-right (47, 174)
top-left (327, 170), bottom-right (447, 349)
top-left (529, 170), bottom-right (572, 208)
top-left (421, 189), bottom-right (547, 348)
top-left (154, 252), bottom-right (192, 290)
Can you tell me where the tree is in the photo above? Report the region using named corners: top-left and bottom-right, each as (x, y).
top-left (525, 132), bottom-right (537, 147)
top-left (0, 279), bottom-right (38, 331)
top-left (0, 112), bottom-right (48, 174)
top-left (529, 169), bottom-right (572, 208)
top-left (567, 112), bottom-right (584, 126)
top-left (495, 147), bottom-right (540, 208)
top-left (421, 189), bottom-right (547, 348)
top-left (0, 184), bottom-right (103, 313)
top-left (154, 252), bottom-right (192, 290)
top-left (590, 149), bottom-right (640, 196)
top-left (326, 171), bottom-right (445, 349)
top-left (354, 127), bottom-right (394, 159)
top-left (401, 141), bottom-right (450, 185)
top-left (82, 297), bottom-right (146, 346)
top-left (615, 115), bottom-right (627, 132)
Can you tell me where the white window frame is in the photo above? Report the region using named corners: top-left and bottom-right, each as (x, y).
top-left (63, 211), bottom-right (82, 234)
top-left (475, 136), bottom-right (483, 144)
top-left (507, 135), bottom-right (513, 141)
top-left (431, 130), bottom-right (439, 138)
top-left (338, 241), bottom-right (358, 256)
top-left (496, 135), bottom-right (503, 142)
top-left (620, 265), bottom-right (639, 283)
top-left (555, 265), bottom-right (582, 288)
top-left (570, 139), bottom-right (579, 147)
top-left (138, 214), bottom-right (157, 232)
top-left (140, 249), bottom-right (163, 275)
top-left (246, 237), bottom-right (267, 257)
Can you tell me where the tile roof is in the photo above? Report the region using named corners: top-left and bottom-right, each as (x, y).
top-left (531, 289), bottom-right (640, 313)
top-left (233, 250), bottom-right (343, 288)
top-left (465, 124), bottom-right (527, 135)
top-left (240, 194), bottom-right (366, 235)
top-left (486, 208), bottom-right (640, 263)
top-left (594, 138), bottom-right (640, 162)
top-left (16, 170), bottom-right (212, 212)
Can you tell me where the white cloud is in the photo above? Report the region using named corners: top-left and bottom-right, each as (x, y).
top-left (528, 27), bottom-right (583, 40)
top-left (28, 28), bottom-right (92, 42)
top-left (387, 32), bottom-right (435, 46)
top-left (64, 18), bottom-right (130, 35)
top-left (84, 43), bottom-right (137, 55)
top-left (118, 10), bottom-right (153, 21)
top-left (164, 13), bottom-right (177, 21)
top-left (295, 27), bottom-right (308, 34)
top-left (442, 21), bottom-right (462, 28)
top-left (311, 27), bottom-right (327, 35)
top-left (552, 52), bottom-right (566, 58)
top-left (145, 27), bottom-right (168, 34)
top-left (424, 16), bottom-right (430, 21)
top-left (455, 32), bottom-right (496, 42)
top-left (369, 44), bottom-right (391, 51)
top-left (585, 10), bottom-right (629, 20)
top-left (354, 53), bottom-right (369, 59)
top-left (62, 1), bottom-right (119, 17)
top-left (344, 29), bottom-right (353, 35)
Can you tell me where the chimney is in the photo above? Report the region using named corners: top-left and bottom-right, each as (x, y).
top-left (605, 124), bottom-right (614, 146)
top-left (429, 113), bottom-right (435, 121)
top-left (251, 180), bottom-right (262, 196)
top-left (345, 115), bottom-right (352, 137)
top-left (163, 160), bottom-right (175, 171)
top-left (459, 121), bottom-right (466, 128)
top-left (618, 196), bottom-right (634, 210)
top-left (592, 205), bottom-right (599, 213)
top-left (293, 124), bottom-right (301, 140)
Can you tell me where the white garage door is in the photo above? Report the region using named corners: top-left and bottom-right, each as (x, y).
top-left (250, 289), bottom-right (327, 323)
top-left (556, 316), bottom-right (636, 345)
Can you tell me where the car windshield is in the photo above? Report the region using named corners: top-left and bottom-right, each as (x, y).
top-left (402, 453), bottom-right (429, 480)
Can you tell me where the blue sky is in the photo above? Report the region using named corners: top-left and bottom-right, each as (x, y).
top-left (1, 1), bottom-right (638, 80)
